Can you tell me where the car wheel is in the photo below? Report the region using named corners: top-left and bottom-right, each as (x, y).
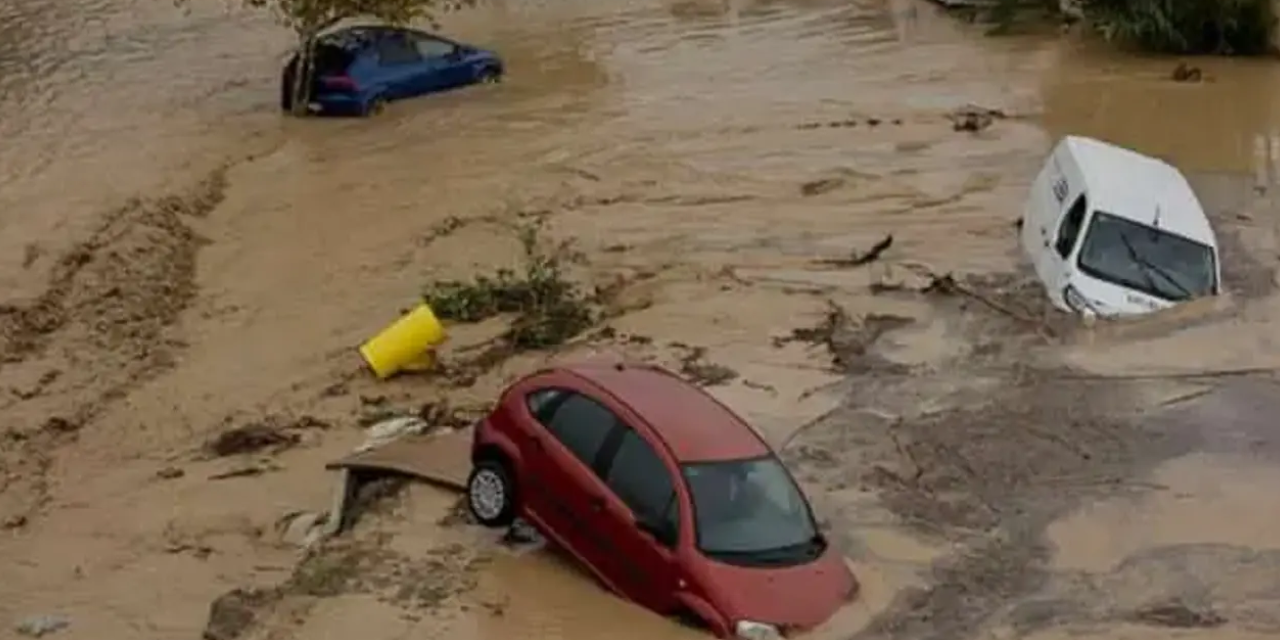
top-left (478, 67), bottom-right (502, 84)
top-left (467, 458), bottom-right (516, 527)
top-left (363, 96), bottom-right (387, 117)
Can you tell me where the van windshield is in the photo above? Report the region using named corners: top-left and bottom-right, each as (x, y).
top-left (682, 456), bottom-right (825, 567)
top-left (1075, 211), bottom-right (1217, 302)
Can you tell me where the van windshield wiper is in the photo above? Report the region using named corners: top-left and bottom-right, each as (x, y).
top-left (1117, 233), bottom-right (1193, 300)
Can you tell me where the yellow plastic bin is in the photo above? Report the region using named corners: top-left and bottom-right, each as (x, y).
top-left (358, 303), bottom-right (447, 379)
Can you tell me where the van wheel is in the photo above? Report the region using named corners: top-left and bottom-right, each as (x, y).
top-left (467, 458), bottom-right (516, 527)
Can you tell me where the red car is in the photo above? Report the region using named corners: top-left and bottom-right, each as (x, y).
top-left (466, 360), bottom-right (858, 638)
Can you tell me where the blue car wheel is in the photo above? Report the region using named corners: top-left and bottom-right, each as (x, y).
top-left (478, 66), bottom-right (502, 84)
top-left (362, 95), bottom-right (387, 117)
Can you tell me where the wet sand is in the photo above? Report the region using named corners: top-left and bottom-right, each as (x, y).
top-left (2, 0), bottom-right (1280, 639)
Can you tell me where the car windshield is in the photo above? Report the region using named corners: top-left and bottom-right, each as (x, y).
top-left (1075, 211), bottom-right (1217, 302)
top-left (682, 456), bottom-right (823, 567)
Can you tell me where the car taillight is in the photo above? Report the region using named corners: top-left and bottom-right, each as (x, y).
top-left (320, 74), bottom-right (357, 91)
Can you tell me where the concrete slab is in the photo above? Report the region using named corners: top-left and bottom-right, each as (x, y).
top-left (326, 428), bottom-right (474, 492)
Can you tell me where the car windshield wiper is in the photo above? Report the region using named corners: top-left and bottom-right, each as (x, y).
top-left (1117, 232), bottom-right (1194, 300)
top-left (707, 535), bottom-right (824, 564)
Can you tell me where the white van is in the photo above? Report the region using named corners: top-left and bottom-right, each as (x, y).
top-left (1021, 136), bottom-right (1222, 318)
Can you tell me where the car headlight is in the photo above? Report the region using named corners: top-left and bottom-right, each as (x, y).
top-left (735, 620), bottom-right (782, 640)
top-left (1062, 284), bottom-right (1098, 319)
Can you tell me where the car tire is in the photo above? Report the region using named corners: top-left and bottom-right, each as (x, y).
top-left (467, 458), bottom-right (516, 528)
top-left (478, 67), bottom-right (502, 84)
top-left (363, 96), bottom-right (387, 117)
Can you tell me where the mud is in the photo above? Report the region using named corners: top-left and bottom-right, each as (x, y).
top-left (3, 0), bottom-right (1280, 639)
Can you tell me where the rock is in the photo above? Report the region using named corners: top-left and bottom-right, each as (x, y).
top-left (203, 588), bottom-right (275, 640)
top-left (14, 614), bottom-right (70, 637)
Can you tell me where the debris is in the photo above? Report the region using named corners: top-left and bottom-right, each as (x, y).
top-left (208, 465), bottom-right (278, 481)
top-left (355, 416), bottom-right (433, 454)
top-left (500, 519), bottom-right (543, 548)
top-left (156, 466), bottom-right (185, 480)
top-left (14, 614), bottom-right (69, 638)
top-left (276, 511), bottom-right (331, 549)
top-left (41, 416), bottom-right (80, 435)
top-left (815, 234), bottom-right (894, 267)
top-left (1130, 599), bottom-right (1225, 628)
top-left (946, 105), bottom-right (1006, 132)
top-left (424, 221), bottom-right (595, 356)
top-left (358, 303), bottom-right (447, 380)
top-left (777, 301), bottom-right (913, 373)
top-left (205, 424), bottom-right (300, 457)
top-left (676, 346), bottom-right (739, 387)
top-left (1171, 62), bottom-right (1203, 82)
top-left (922, 273), bottom-right (1054, 339)
top-left (3, 514), bottom-right (29, 529)
top-left (800, 178), bottom-right (845, 197)
top-left (203, 588), bottom-right (276, 640)
top-left (418, 399), bottom-right (483, 430)
top-left (203, 415), bottom-right (326, 457)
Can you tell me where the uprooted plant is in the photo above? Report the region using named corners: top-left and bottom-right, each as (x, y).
top-left (424, 222), bottom-right (595, 353)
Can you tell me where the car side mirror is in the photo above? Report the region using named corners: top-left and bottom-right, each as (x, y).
top-left (446, 46), bottom-right (463, 60)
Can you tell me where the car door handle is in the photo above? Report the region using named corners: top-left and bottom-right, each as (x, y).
top-left (588, 495), bottom-right (604, 512)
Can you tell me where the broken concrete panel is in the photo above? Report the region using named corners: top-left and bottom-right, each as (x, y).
top-left (324, 428), bottom-right (473, 536)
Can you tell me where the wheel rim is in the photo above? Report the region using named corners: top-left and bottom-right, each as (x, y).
top-left (470, 468), bottom-right (505, 520)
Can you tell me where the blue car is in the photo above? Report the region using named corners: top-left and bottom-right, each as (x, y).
top-left (281, 25), bottom-right (504, 116)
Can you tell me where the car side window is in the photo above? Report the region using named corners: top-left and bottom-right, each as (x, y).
top-left (413, 34), bottom-right (457, 59)
top-left (1055, 194), bottom-right (1088, 259)
top-left (603, 428), bottom-right (678, 546)
top-left (542, 392), bottom-right (618, 469)
top-left (376, 33), bottom-right (423, 66)
top-left (525, 388), bottom-right (564, 421)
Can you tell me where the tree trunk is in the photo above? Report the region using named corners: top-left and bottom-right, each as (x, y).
top-left (289, 33), bottom-right (318, 117)
top-left (1272, 0), bottom-right (1280, 53)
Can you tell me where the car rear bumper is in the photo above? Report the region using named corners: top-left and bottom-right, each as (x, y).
top-left (309, 95), bottom-right (366, 116)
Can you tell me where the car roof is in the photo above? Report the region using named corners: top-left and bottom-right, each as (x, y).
top-left (318, 23), bottom-right (451, 50)
top-left (1061, 135), bottom-right (1216, 247)
top-left (555, 361), bottom-right (772, 463)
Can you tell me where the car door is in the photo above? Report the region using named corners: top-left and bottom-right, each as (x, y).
top-left (522, 389), bottom-right (628, 586)
top-left (592, 423), bottom-right (682, 613)
top-left (373, 31), bottom-right (427, 99)
top-left (410, 33), bottom-right (467, 91)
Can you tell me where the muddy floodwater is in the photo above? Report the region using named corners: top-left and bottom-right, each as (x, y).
top-left (2, 0), bottom-right (1280, 639)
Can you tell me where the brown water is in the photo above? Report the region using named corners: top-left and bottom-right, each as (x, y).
top-left (2, 0), bottom-right (1280, 639)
